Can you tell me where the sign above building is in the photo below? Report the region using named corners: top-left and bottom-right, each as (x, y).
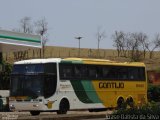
top-left (0, 30), bottom-right (42, 52)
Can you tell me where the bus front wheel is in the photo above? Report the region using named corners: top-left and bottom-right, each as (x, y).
top-left (30, 111), bottom-right (40, 116)
top-left (57, 99), bottom-right (70, 114)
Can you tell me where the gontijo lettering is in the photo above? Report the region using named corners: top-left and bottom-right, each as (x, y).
top-left (99, 82), bottom-right (124, 88)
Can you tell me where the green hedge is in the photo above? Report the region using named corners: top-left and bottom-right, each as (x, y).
top-left (148, 84), bottom-right (160, 102)
top-left (108, 102), bottom-right (160, 119)
top-left (0, 62), bottom-right (12, 90)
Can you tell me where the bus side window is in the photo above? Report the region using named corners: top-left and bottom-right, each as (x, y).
top-left (128, 67), bottom-right (138, 80)
top-left (81, 65), bottom-right (88, 79)
top-left (74, 65), bottom-right (82, 79)
top-left (103, 66), bottom-right (117, 79)
top-left (130, 67), bottom-right (145, 81)
top-left (88, 66), bottom-right (97, 79)
top-left (102, 67), bottom-right (110, 79)
top-left (109, 68), bottom-right (117, 79)
top-left (96, 66), bottom-right (103, 79)
top-left (118, 67), bottom-right (128, 80)
top-left (139, 68), bottom-right (145, 80)
top-left (59, 64), bottom-right (73, 80)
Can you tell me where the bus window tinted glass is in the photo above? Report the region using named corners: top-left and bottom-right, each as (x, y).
top-left (45, 63), bottom-right (57, 74)
top-left (88, 66), bottom-right (97, 78)
top-left (118, 67), bottom-right (128, 80)
top-left (12, 64), bottom-right (44, 74)
top-left (59, 63), bottom-right (145, 81)
top-left (60, 64), bottom-right (73, 79)
top-left (128, 67), bottom-right (145, 80)
top-left (74, 65), bottom-right (82, 78)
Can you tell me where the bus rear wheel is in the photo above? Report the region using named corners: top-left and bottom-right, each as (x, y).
top-left (126, 97), bottom-right (134, 108)
top-left (30, 111), bottom-right (40, 116)
top-left (57, 99), bottom-right (69, 114)
top-left (117, 97), bottom-right (126, 109)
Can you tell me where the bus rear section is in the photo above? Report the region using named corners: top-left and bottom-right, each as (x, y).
top-left (59, 59), bottom-right (147, 110)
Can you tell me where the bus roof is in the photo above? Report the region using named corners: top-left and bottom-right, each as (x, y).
top-left (14, 57), bottom-right (145, 67)
top-left (63, 58), bottom-right (145, 67)
top-left (14, 58), bottom-right (61, 64)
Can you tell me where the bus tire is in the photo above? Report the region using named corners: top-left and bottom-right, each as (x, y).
top-left (88, 109), bottom-right (94, 112)
top-left (30, 111), bottom-right (40, 116)
top-left (57, 98), bottom-right (70, 114)
top-left (126, 97), bottom-right (134, 108)
top-left (117, 97), bottom-right (126, 109)
top-left (0, 97), bottom-right (3, 111)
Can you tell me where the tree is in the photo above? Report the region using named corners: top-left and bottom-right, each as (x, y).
top-left (19, 16), bottom-right (33, 33)
top-left (35, 17), bottom-right (48, 58)
top-left (96, 27), bottom-right (106, 58)
top-left (0, 61), bottom-right (12, 90)
top-left (129, 33), bottom-right (144, 61)
top-left (137, 32), bottom-right (148, 58)
top-left (146, 34), bottom-right (160, 59)
top-left (112, 31), bottom-right (126, 57)
top-left (113, 31), bottom-right (149, 61)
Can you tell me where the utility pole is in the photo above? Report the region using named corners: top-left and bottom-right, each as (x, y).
top-left (0, 52), bottom-right (2, 72)
top-left (75, 37), bottom-right (83, 57)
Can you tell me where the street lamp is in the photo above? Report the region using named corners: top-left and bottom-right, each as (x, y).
top-left (75, 36), bottom-right (83, 57)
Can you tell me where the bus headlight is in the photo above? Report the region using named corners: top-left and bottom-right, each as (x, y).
top-left (10, 104), bottom-right (15, 110)
top-left (33, 104), bottom-right (39, 107)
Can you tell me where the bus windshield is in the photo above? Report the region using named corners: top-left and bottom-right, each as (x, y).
top-left (10, 63), bottom-right (57, 98)
top-left (12, 64), bottom-right (44, 74)
top-left (11, 75), bottom-right (43, 98)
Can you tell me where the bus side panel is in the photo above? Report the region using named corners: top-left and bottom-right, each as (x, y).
top-left (58, 80), bottom-right (105, 110)
top-left (92, 80), bottom-right (147, 107)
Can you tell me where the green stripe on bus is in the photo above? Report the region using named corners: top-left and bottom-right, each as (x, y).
top-left (81, 80), bottom-right (101, 103)
top-left (72, 61), bottom-right (83, 64)
top-left (0, 34), bottom-right (41, 43)
top-left (70, 80), bottom-right (93, 103)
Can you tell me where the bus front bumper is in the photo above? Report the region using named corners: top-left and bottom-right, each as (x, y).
top-left (9, 102), bottom-right (47, 111)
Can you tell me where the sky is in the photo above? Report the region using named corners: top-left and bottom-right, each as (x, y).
top-left (0, 0), bottom-right (160, 49)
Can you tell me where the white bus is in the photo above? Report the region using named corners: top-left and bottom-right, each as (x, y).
top-left (9, 58), bottom-right (147, 115)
